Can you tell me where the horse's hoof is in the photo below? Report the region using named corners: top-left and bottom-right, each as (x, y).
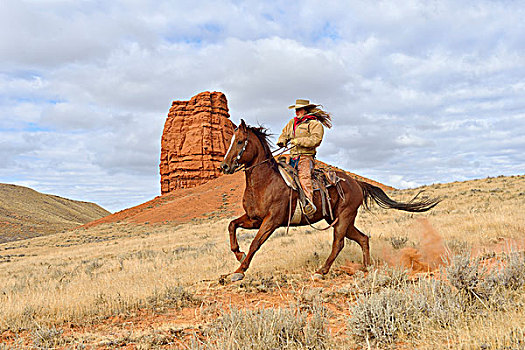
top-left (231, 272), bottom-right (245, 282)
top-left (312, 273), bottom-right (324, 280)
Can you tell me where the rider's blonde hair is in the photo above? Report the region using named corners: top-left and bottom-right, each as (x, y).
top-left (305, 106), bottom-right (332, 129)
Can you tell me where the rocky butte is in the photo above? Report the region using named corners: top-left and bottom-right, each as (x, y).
top-left (160, 91), bottom-right (235, 194)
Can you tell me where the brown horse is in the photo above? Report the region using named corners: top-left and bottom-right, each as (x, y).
top-left (220, 120), bottom-right (440, 281)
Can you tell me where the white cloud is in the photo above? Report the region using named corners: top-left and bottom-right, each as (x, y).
top-left (388, 175), bottom-right (420, 189)
top-left (0, 0), bottom-right (524, 211)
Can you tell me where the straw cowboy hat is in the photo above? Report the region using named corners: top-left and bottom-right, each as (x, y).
top-left (288, 99), bottom-right (319, 109)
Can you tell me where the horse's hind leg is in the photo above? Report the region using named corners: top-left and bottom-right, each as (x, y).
top-left (228, 214), bottom-right (261, 262)
top-left (346, 225), bottom-right (371, 267)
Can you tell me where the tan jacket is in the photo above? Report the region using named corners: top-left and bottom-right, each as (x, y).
top-left (277, 118), bottom-right (324, 157)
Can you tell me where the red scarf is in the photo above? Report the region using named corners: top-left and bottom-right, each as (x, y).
top-left (293, 115), bottom-right (317, 134)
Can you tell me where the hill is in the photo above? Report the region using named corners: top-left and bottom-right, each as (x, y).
top-left (0, 183), bottom-right (110, 243)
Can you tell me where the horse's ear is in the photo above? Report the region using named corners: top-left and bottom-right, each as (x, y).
top-left (239, 119), bottom-right (247, 130)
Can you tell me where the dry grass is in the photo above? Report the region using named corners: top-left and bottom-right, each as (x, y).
top-left (358, 175), bottom-right (525, 261)
top-left (347, 252), bottom-right (525, 348)
top-left (192, 303), bottom-right (327, 349)
top-left (0, 221), bottom-right (223, 330)
top-left (0, 174), bottom-right (523, 348)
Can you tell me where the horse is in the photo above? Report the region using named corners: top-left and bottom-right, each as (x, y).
top-left (220, 120), bottom-right (440, 282)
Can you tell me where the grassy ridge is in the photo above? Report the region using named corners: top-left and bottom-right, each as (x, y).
top-left (0, 183), bottom-right (110, 242)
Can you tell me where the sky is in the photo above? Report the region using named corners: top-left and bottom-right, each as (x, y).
top-left (1, 0), bottom-right (524, 212)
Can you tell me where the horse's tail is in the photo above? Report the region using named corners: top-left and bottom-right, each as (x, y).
top-left (358, 181), bottom-right (441, 212)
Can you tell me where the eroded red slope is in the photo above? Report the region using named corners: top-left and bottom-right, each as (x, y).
top-left (84, 163), bottom-right (393, 228)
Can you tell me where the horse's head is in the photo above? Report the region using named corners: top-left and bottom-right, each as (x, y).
top-left (220, 119), bottom-right (254, 174)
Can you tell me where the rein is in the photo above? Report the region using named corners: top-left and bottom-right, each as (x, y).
top-left (232, 145), bottom-right (296, 173)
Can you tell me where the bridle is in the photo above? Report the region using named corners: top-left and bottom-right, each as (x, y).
top-left (236, 139), bottom-right (248, 164)
top-left (229, 138), bottom-right (248, 173)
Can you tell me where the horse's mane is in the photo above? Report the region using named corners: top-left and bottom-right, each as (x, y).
top-left (247, 125), bottom-right (278, 170)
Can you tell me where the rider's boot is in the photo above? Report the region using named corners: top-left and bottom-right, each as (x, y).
top-left (303, 197), bottom-right (317, 218)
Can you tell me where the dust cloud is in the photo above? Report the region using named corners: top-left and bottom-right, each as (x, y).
top-left (392, 219), bottom-right (449, 273)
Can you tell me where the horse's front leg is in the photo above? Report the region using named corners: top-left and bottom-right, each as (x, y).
top-left (315, 211), bottom-right (352, 278)
top-left (228, 214), bottom-right (261, 262)
top-left (231, 215), bottom-right (280, 282)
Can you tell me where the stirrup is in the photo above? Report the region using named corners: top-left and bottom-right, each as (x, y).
top-left (303, 199), bottom-right (317, 218)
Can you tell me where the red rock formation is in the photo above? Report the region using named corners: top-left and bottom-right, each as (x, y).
top-left (160, 91), bottom-right (235, 194)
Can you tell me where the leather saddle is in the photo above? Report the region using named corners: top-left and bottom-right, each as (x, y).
top-left (277, 159), bottom-right (345, 223)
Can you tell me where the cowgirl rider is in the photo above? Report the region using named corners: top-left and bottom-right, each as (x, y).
top-left (277, 99), bottom-right (332, 217)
